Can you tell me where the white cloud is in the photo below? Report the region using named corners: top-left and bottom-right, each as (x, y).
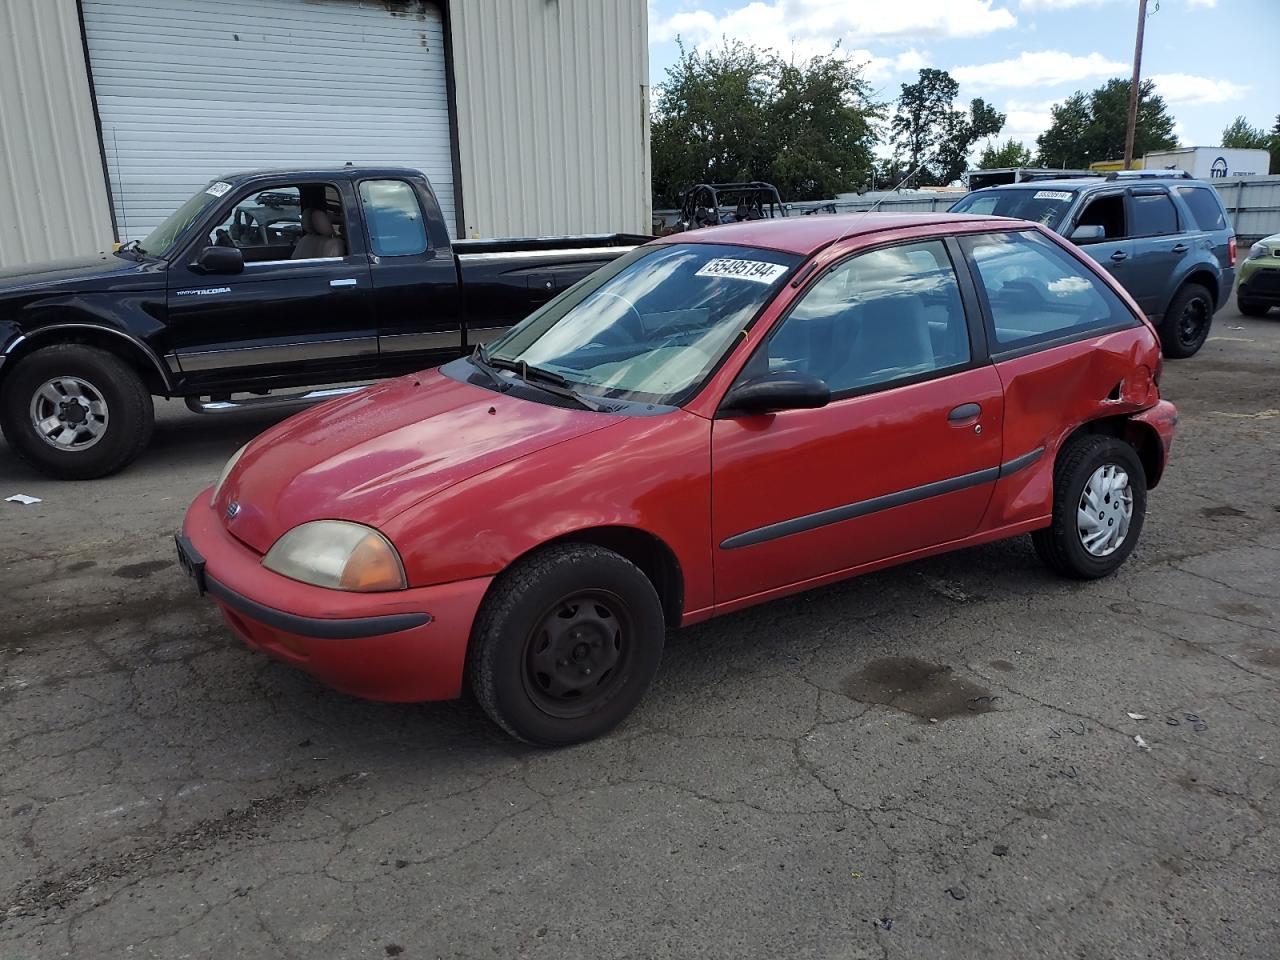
top-left (650, 0), bottom-right (1016, 49)
top-left (1017, 0), bottom-right (1116, 8)
top-left (1186, 0), bottom-right (1217, 7)
top-left (1149, 72), bottom-right (1247, 105)
top-left (953, 50), bottom-right (1126, 88)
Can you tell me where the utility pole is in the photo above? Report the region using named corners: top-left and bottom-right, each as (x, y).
top-left (1123, 0), bottom-right (1149, 170)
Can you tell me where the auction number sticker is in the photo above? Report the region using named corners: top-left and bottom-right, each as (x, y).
top-left (205, 181), bottom-right (233, 198)
top-left (1033, 190), bottom-right (1074, 201)
top-left (695, 258), bottom-right (789, 284)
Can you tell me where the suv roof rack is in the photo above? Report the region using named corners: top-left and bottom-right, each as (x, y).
top-left (1103, 169), bottom-right (1194, 181)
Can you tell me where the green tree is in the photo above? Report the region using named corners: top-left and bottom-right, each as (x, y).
top-left (890, 69), bottom-right (1004, 184)
top-left (649, 41), bottom-right (880, 206)
top-left (1221, 115), bottom-right (1269, 149)
top-left (978, 139), bottom-right (1034, 169)
top-left (1036, 79), bottom-right (1177, 168)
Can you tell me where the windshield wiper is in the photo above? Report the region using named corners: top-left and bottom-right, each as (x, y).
top-left (485, 354), bottom-right (609, 412)
top-left (469, 345), bottom-right (510, 391)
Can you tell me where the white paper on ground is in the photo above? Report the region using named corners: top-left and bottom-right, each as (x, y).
top-left (5, 494), bottom-right (42, 505)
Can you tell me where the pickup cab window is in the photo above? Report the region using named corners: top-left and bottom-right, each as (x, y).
top-left (207, 184), bottom-right (346, 263)
top-left (359, 180), bottom-right (428, 257)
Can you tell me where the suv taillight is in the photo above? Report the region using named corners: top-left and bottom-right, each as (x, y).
top-left (1228, 236), bottom-right (1237, 267)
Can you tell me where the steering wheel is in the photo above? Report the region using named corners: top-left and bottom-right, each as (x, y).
top-left (583, 291), bottom-right (646, 347)
top-left (235, 209), bottom-right (267, 246)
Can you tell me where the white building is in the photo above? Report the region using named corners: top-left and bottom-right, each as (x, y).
top-left (0, 0), bottom-right (651, 268)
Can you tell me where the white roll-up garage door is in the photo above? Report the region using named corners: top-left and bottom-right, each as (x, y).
top-left (82, 0), bottom-right (458, 239)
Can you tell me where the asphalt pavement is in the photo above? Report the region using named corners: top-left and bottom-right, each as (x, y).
top-left (1, 298), bottom-right (1277, 959)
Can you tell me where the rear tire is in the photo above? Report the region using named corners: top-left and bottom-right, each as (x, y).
top-left (467, 543), bottom-right (665, 746)
top-left (1159, 282), bottom-right (1214, 358)
top-left (0, 344), bottom-right (154, 480)
top-left (1032, 435), bottom-right (1147, 580)
top-left (1237, 297), bottom-right (1270, 317)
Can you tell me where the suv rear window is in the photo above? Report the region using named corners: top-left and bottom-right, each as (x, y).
top-left (1173, 185), bottom-right (1228, 232)
top-left (1129, 192), bottom-right (1179, 237)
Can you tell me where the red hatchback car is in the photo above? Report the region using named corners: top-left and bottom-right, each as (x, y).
top-left (178, 213), bottom-right (1177, 745)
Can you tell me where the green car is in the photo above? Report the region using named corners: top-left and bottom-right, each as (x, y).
top-left (1237, 233), bottom-right (1280, 316)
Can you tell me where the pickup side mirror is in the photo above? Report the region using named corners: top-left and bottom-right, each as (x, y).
top-left (721, 371), bottom-right (830, 416)
top-left (192, 245), bottom-right (245, 275)
top-left (1070, 224), bottom-right (1106, 244)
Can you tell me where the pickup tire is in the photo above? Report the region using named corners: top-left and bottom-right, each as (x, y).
top-left (1159, 282), bottom-right (1214, 358)
top-left (0, 344), bottom-right (154, 480)
top-left (1032, 434), bottom-right (1146, 580)
top-left (1237, 297), bottom-right (1270, 317)
top-left (467, 543), bottom-right (665, 746)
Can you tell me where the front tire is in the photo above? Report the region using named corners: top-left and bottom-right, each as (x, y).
top-left (0, 344), bottom-right (154, 480)
top-left (1032, 435), bottom-right (1147, 580)
top-left (468, 543), bottom-right (666, 746)
top-left (1237, 297), bottom-right (1270, 317)
top-left (1159, 282), bottom-right (1214, 358)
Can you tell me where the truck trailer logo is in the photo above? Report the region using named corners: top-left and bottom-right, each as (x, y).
top-left (1210, 156), bottom-right (1229, 178)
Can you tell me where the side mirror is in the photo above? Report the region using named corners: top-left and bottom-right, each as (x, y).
top-left (1070, 224), bottom-right (1106, 244)
top-left (721, 371), bottom-right (830, 416)
top-left (192, 245), bottom-right (244, 275)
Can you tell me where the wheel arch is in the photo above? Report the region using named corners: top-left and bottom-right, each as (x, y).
top-left (2, 324), bottom-right (171, 395)
top-left (1059, 413), bottom-right (1165, 489)
top-left (493, 525), bottom-right (685, 630)
top-left (1169, 267), bottom-right (1219, 315)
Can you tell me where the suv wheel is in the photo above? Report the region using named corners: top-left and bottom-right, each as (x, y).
top-left (1237, 297), bottom-right (1270, 317)
top-left (1032, 435), bottom-right (1147, 580)
top-left (468, 543), bottom-right (665, 746)
top-left (1159, 283), bottom-right (1214, 358)
top-left (0, 344), bottom-right (154, 480)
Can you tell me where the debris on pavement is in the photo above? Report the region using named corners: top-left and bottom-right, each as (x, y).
top-left (1134, 735), bottom-right (1151, 751)
top-left (992, 844), bottom-right (1009, 857)
top-left (1127, 712), bottom-right (1148, 720)
top-left (945, 886), bottom-right (967, 901)
top-left (5, 494), bottom-right (41, 505)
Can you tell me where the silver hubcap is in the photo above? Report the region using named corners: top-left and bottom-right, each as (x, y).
top-left (29, 376), bottom-right (109, 451)
top-left (1077, 464), bottom-right (1133, 557)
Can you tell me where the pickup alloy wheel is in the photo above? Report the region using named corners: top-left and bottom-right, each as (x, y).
top-left (0, 343), bottom-right (154, 480)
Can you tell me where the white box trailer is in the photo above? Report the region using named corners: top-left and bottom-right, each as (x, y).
top-left (1143, 147), bottom-right (1270, 180)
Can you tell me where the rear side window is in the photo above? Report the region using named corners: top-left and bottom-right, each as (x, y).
top-left (962, 231), bottom-right (1133, 352)
top-left (359, 180), bottom-right (428, 256)
top-left (1174, 185), bottom-right (1228, 231)
top-left (1129, 192), bottom-right (1179, 237)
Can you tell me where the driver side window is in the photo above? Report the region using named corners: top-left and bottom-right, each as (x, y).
top-left (205, 184), bottom-right (346, 263)
top-left (762, 240), bottom-right (971, 396)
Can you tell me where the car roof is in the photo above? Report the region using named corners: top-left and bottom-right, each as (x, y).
top-left (216, 166), bottom-right (421, 182)
top-left (657, 212), bottom-right (1013, 256)
top-left (972, 175), bottom-right (1215, 194)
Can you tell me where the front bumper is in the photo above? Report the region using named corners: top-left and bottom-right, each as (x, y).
top-left (1238, 261), bottom-right (1280, 304)
top-left (178, 491), bottom-right (492, 702)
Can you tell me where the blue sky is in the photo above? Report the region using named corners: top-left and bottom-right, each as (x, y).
top-left (647, 0), bottom-right (1277, 159)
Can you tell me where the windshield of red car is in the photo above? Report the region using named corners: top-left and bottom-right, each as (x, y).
top-left (950, 187), bottom-right (1077, 229)
top-left (485, 242), bottom-right (802, 405)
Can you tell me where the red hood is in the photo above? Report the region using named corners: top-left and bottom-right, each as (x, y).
top-left (215, 370), bottom-right (616, 553)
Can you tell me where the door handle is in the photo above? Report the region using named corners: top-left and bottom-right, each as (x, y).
top-left (1110, 251), bottom-right (1128, 262)
top-left (947, 402), bottom-right (982, 422)
top-left (1172, 243), bottom-right (1188, 253)
top-left (330, 278), bottom-right (358, 288)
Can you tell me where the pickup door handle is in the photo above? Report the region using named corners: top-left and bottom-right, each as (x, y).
top-left (330, 278), bottom-right (358, 288)
top-left (1172, 243), bottom-right (1188, 253)
top-left (947, 402), bottom-right (982, 422)
top-left (1110, 251), bottom-right (1128, 262)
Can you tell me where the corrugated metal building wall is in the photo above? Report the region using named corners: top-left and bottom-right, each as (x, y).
top-left (0, 0), bottom-right (115, 268)
top-left (449, 0), bottom-right (650, 238)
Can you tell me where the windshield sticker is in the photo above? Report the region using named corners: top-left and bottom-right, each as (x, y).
top-left (694, 258), bottom-right (789, 284)
top-left (205, 181), bottom-right (233, 198)
top-left (1033, 190), bottom-right (1074, 202)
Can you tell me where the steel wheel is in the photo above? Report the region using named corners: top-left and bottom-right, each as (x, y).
top-left (29, 376), bottom-right (110, 451)
top-left (1176, 293), bottom-right (1210, 350)
top-left (522, 590), bottom-right (632, 720)
top-left (1077, 463), bottom-right (1133, 557)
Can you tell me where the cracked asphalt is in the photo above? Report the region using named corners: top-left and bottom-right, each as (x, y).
top-left (1, 298), bottom-right (1277, 959)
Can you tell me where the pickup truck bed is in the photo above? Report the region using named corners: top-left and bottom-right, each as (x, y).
top-left (0, 166), bottom-right (648, 479)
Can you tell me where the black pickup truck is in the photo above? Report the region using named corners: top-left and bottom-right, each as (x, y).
top-left (0, 167), bottom-right (646, 479)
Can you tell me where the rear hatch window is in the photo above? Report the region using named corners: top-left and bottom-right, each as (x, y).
top-left (1173, 185), bottom-right (1228, 232)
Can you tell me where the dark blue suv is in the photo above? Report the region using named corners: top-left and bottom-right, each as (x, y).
top-left (951, 173), bottom-right (1236, 358)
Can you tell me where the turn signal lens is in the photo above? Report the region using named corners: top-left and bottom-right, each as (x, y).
top-left (263, 521), bottom-right (408, 592)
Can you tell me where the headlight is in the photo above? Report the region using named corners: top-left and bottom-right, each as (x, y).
top-left (212, 443), bottom-right (249, 504)
top-left (262, 521), bottom-right (407, 592)
top-left (1247, 242), bottom-right (1268, 261)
